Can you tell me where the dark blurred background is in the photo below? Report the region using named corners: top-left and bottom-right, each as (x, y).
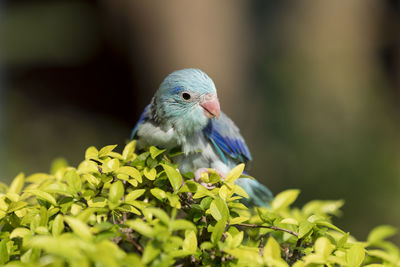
top-left (1, 0), bottom-right (399, 243)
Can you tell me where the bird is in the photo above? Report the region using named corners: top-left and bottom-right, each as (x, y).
top-left (130, 68), bottom-right (273, 207)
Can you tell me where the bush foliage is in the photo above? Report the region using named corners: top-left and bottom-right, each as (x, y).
top-left (0, 141), bottom-right (399, 266)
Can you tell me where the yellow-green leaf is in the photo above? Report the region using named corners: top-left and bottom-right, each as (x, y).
top-left (225, 164), bottom-right (245, 184)
top-left (149, 146), bottom-right (166, 159)
top-left (125, 189), bottom-right (146, 202)
top-left (314, 237), bottom-right (334, 258)
top-left (117, 166), bottom-right (142, 182)
top-left (102, 159), bottom-right (120, 173)
top-left (170, 219), bottom-right (196, 231)
top-left (122, 140), bottom-right (136, 160)
top-left (98, 144), bottom-right (118, 157)
top-left (52, 214), bottom-right (64, 237)
top-left (109, 180), bottom-right (124, 204)
top-left (183, 231), bottom-right (197, 253)
top-left (264, 236), bottom-right (281, 260)
top-left (272, 189), bottom-right (300, 211)
top-left (367, 225), bottom-right (397, 244)
top-left (143, 167), bottom-right (156, 181)
top-left (64, 216), bottom-right (92, 241)
top-left (8, 173), bottom-right (24, 195)
top-left (126, 219), bottom-right (154, 238)
top-left (78, 160), bottom-right (98, 173)
top-left (26, 190), bottom-right (57, 206)
top-left (85, 146), bottom-right (98, 160)
top-left (347, 244), bottom-right (365, 267)
top-left (7, 201), bottom-right (28, 213)
top-left (211, 218), bottom-right (227, 244)
top-left (209, 197), bottom-right (229, 221)
top-left (298, 220), bottom-right (314, 239)
top-left (150, 188), bottom-right (167, 200)
top-left (10, 227), bottom-right (31, 239)
top-left (161, 164), bottom-right (182, 192)
top-left (64, 169), bottom-right (82, 194)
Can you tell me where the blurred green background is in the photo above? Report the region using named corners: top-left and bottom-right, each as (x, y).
top-left (1, 0), bottom-right (399, 244)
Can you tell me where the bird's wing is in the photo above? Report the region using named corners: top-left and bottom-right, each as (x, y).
top-left (130, 104), bottom-right (151, 139)
top-left (203, 112), bottom-right (252, 165)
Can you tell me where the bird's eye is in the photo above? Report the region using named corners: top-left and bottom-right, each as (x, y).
top-left (181, 92), bottom-right (191, 101)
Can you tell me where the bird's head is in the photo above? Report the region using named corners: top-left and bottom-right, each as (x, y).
top-left (152, 68), bottom-right (220, 135)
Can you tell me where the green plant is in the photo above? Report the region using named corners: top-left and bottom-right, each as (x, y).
top-left (0, 141), bottom-right (398, 266)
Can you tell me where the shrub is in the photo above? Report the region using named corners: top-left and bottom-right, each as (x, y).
top-left (0, 141), bottom-right (398, 266)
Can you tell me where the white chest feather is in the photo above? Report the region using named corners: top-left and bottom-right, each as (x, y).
top-left (136, 121), bottom-right (230, 175)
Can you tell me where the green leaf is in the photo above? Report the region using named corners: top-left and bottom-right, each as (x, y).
top-left (50, 158), bottom-right (68, 174)
top-left (7, 201), bottom-right (28, 213)
top-left (225, 163), bottom-right (245, 184)
top-left (98, 144), bottom-right (118, 157)
top-left (271, 189), bottom-right (300, 211)
top-left (26, 189), bottom-right (57, 206)
top-left (209, 197), bottom-right (229, 221)
top-left (143, 167), bottom-right (157, 181)
top-left (85, 146), bottom-right (99, 160)
top-left (52, 214), bottom-right (64, 237)
top-left (298, 220), bottom-right (314, 239)
top-left (117, 166), bottom-right (142, 182)
top-left (126, 219), bottom-right (154, 238)
top-left (83, 173), bottom-right (100, 187)
top-left (8, 172), bottom-right (24, 195)
top-left (167, 194), bottom-right (181, 209)
top-left (149, 146), bottom-right (166, 159)
top-left (0, 239), bottom-right (9, 265)
top-left (64, 216), bottom-right (93, 241)
top-left (170, 219), bottom-right (196, 231)
top-left (64, 169), bottom-right (82, 194)
top-left (78, 160), bottom-right (98, 174)
top-left (125, 189), bottom-right (146, 202)
top-left (150, 188), bottom-right (167, 200)
top-left (145, 207), bottom-right (170, 225)
top-left (193, 184), bottom-right (214, 199)
top-left (366, 250), bottom-right (395, 263)
top-left (264, 236), bottom-right (281, 260)
top-left (102, 159), bottom-right (120, 173)
top-left (367, 225), bottom-right (397, 244)
top-left (142, 241), bottom-right (161, 265)
top-left (161, 164), bottom-right (182, 192)
top-left (10, 227), bottom-right (31, 239)
top-left (109, 180), bottom-right (124, 204)
top-left (233, 185), bottom-right (249, 199)
top-left (117, 204), bottom-right (141, 215)
top-left (122, 140), bottom-right (136, 160)
top-left (200, 241), bottom-right (214, 250)
top-left (337, 232), bottom-right (349, 248)
top-left (183, 230), bottom-right (197, 253)
top-left (347, 244), bottom-right (365, 267)
top-left (314, 237), bottom-right (334, 258)
top-left (314, 219), bottom-right (345, 234)
top-left (211, 218), bottom-right (227, 244)
top-left (229, 231), bottom-right (243, 248)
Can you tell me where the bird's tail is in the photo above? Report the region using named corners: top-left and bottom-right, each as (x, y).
top-left (235, 178), bottom-right (274, 208)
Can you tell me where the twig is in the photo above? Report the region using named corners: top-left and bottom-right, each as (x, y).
top-left (237, 223), bottom-right (298, 237)
top-left (259, 235), bottom-right (264, 256)
top-left (289, 238), bottom-right (304, 264)
top-left (121, 180), bottom-right (127, 223)
top-left (120, 228), bottom-right (144, 254)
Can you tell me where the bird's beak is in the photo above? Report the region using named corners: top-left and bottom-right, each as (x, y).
top-left (200, 94), bottom-right (220, 119)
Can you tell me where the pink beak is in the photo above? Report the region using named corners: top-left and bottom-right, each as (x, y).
top-left (200, 94), bottom-right (220, 119)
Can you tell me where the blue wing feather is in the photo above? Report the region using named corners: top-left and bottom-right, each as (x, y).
top-left (203, 112), bottom-right (252, 165)
top-left (130, 105), bottom-right (151, 139)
